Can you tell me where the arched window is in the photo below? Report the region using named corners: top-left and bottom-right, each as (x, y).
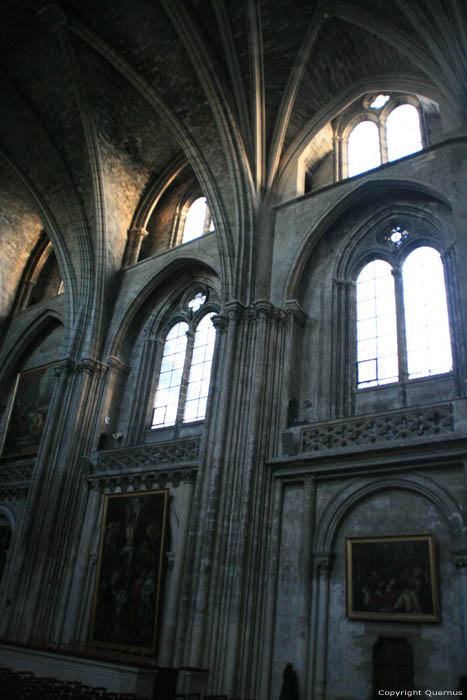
top-left (402, 247), bottom-right (452, 379)
top-left (152, 321), bottom-right (189, 427)
top-left (344, 95), bottom-right (425, 179)
top-left (386, 104), bottom-right (422, 162)
top-left (151, 295), bottom-right (217, 428)
top-left (356, 259), bottom-right (398, 387)
top-left (356, 245), bottom-right (452, 388)
top-left (182, 196), bottom-right (214, 243)
top-left (183, 313), bottom-right (217, 422)
top-left (348, 121), bottom-right (381, 178)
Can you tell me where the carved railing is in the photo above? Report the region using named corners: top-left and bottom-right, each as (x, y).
top-left (88, 437), bottom-right (201, 489)
top-left (0, 459), bottom-right (35, 498)
top-left (93, 437), bottom-right (201, 471)
top-left (300, 404), bottom-right (454, 454)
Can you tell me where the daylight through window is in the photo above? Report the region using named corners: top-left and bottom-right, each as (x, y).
top-left (356, 246), bottom-right (452, 388)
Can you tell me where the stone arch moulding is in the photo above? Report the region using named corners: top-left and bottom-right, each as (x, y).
top-left (0, 311), bottom-right (64, 395)
top-left (335, 203), bottom-right (454, 283)
top-left (0, 144), bottom-right (80, 334)
top-left (314, 475), bottom-right (465, 555)
top-left (123, 156), bottom-right (189, 267)
top-left (131, 156), bottom-right (189, 233)
top-left (105, 257), bottom-right (221, 362)
top-left (0, 507), bottom-right (16, 531)
top-left (68, 19), bottom-right (237, 297)
top-left (284, 177), bottom-right (452, 304)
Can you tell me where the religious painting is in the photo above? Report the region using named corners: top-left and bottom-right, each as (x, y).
top-left (0, 525), bottom-right (11, 581)
top-left (90, 489), bottom-right (169, 652)
top-left (1, 363), bottom-right (56, 459)
top-left (346, 535), bottom-right (440, 622)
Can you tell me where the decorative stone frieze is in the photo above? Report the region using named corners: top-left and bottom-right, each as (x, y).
top-left (88, 468), bottom-right (197, 492)
top-left (223, 299), bottom-right (287, 325)
top-left (0, 484), bottom-right (30, 500)
top-left (88, 439), bottom-right (200, 491)
top-left (301, 403), bottom-right (454, 453)
top-left (0, 459), bottom-right (35, 498)
top-left (0, 459), bottom-right (35, 486)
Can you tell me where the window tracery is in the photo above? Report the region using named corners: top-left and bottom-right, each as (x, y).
top-left (355, 237), bottom-right (452, 389)
top-left (345, 95), bottom-right (423, 178)
top-left (151, 292), bottom-right (217, 429)
top-left (328, 211), bottom-right (462, 418)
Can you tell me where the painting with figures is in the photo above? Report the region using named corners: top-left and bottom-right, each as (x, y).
top-left (346, 534), bottom-right (440, 622)
top-left (1, 363), bottom-right (56, 459)
top-left (90, 489), bottom-right (169, 652)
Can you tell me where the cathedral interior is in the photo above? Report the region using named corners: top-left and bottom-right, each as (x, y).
top-left (0, 1), bottom-right (466, 699)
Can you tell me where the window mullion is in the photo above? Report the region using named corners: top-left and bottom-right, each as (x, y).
top-left (379, 120), bottom-right (388, 165)
top-left (176, 328), bottom-right (195, 424)
top-left (392, 266), bottom-right (408, 383)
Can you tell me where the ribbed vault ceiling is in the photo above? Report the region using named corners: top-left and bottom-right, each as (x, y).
top-left (0, 0), bottom-right (465, 325)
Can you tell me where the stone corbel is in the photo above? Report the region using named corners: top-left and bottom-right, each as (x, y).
top-left (285, 298), bottom-right (307, 327)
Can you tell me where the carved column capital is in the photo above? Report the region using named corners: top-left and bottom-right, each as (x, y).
top-left (53, 358), bottom-right (76, 377)
top-left (77, 358), bottom-right (108, 376)
top-left (285, 298), bottom-right (307, 326)
top-left (314, 551), bottom-right (335, 577)
top-left (224, 300), bottom-right (248, 321)
top-left (253, 299), bottom-right (286, 325)
top-left (106, 356), bottom-right (131, 376)
top-left (211, 314), bottom-right (228, 333)
top-left (332, 277), bottom-right (353, 290)
top-left (453, 548), bottom-right (467, 569)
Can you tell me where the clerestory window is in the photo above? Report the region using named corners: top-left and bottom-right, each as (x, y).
top-left (356, 243), bottom-right (452, 388)
top-left (151, 292), bottom-right (217, 428)
top-left (181, 196), bottom-right (214, 243)
top-left (346, 96), bottom-right (423, 178)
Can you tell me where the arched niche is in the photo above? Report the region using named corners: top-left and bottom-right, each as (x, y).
top-left (320, 480), bottom-right (463, 699)
top-left (0, 317), bottom-right (64, 460)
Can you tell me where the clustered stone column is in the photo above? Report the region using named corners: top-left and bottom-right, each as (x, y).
top-left (175, 299), bottom-right (287, 697)
top-left (2, 356), bottom-right (108, 643)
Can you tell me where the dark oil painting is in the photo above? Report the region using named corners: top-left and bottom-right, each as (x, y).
top-left (346, 535), bottom-right (440, 622)
top-left (1, 363), bottom-right (56, 458)
top-left (90, 489), bottom-right (169, 652)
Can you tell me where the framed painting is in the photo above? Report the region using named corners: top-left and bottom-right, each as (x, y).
top-left (1, 362), bottom-right (56, 459)
top-left (90, 489), bottom-right (169, 653)
top-left (346, 534), bottom-right (440, 622)
top-left (0, 525), bottom-right (11, 581)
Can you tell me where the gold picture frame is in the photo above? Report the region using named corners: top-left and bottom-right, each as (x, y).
top-left (346, 534), bottom-right (440, 623)
top-left (90, 489), bottom-right (169, 652)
